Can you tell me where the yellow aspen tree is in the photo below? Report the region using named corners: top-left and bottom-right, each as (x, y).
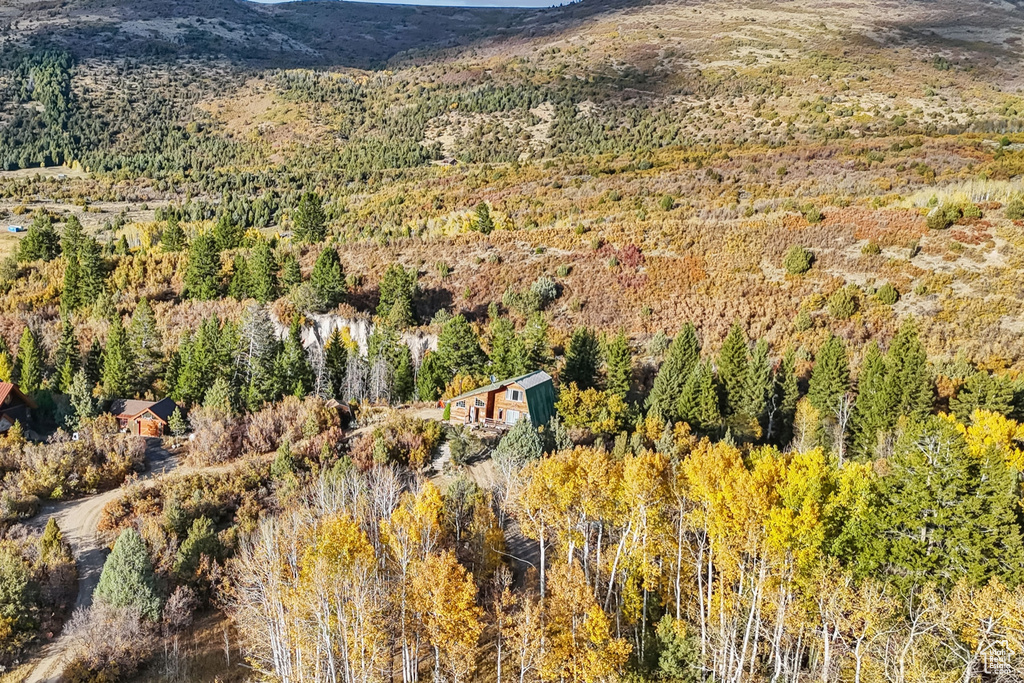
top-left (409, 551), bottom-right (484, 683)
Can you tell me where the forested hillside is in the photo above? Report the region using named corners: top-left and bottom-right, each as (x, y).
top-left (2, 0), bottom-right (1024, 680)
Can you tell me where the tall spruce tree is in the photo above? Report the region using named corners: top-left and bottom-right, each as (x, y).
top-left (54, 317), bottom-right (79, 394)
top-left (886, 319), bottom-right (933, 419)
top-left (717, 323), bottom-right (749, 417)
top-left (523, 313), bottom-right (551, 371)
top-left (77, 238), bottom-right (105, 303)
top-left (228, 255), bottom-right (250, 300)
top-left (741, 338), bottom-right (772, 430)
top-left (436, 314), bottom-right (486, 377)
top-left (248, 239), bottom-right (278, 304)
top-left (770, 347), bottom-right (800, 446)
top-left (562, 327), bottom-right (601, 390)
top-left (0, 337), bottom-right (12, 383)
top-left (67, 368), bottom-right (96, 427)
top-left (62, 250), bottom-right (81, 312)
top-left (807, 334), bottom-right (850, 415)
top-left (237, 305), bottom-right (279, 410)
top-left (376, 263), bottom-right (418, 326)
top-left (850, 342), bottom-right (893, 459)
top-left (647, 323), bottom-right (700, 420)
top-left (417, 351), bottom-right (448, 402)
top-left (293, 192), bottom-right (327, 243)
top-left (280, 253), bottom-right (302, 290)
top-left (175, 317), bottom-right (223, 407)
top-left (160, 216), bottom-right (186, 252)
top-left (324, 328), bottom-right (348, 399)
top-left (102, 316), bottom-right (136, 399)
top-left (184, 233), bottom-right (221, 300)
top-left (61, 215), bottom-right (86, 256)
top-left (15, 327), bottom-right (44, 394)
top-left (310, 247), bottom-right (345, 310)
top-left (604, 331), bottom-right (633, 399)
top-left (213, 211), bottom-right (243, 251)
top-left (488, 316), bottom-right (528, 380)
top-left (275, 316), bottom-right (313, 397)
top-left (677, 361), bottom-right (721, 432)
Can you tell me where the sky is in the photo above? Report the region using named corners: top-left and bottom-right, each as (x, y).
top-left (246, 0), bottom-right (567, 8)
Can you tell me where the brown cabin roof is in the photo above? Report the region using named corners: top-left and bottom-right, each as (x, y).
top-left (110, 397), bottom-right (178, 423)
top-left (0, 382), bottom-right (37, 410)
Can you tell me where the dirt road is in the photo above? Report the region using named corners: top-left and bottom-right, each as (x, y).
top-left (22, 440), bottom-right (181, 683)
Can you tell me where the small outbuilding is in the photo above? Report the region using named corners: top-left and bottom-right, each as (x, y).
top-left (444, 370), bottom-right (555, 429)
top-left (110, 397), bottom-right (179, 436)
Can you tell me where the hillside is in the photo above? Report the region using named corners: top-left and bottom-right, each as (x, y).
top-left (3, 0), bottom-right (1024, 681)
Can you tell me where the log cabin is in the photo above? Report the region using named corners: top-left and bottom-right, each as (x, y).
top-left (444, 370), bottom-right (555, 429)
top-left (110, 397), bottom-right (180, 436)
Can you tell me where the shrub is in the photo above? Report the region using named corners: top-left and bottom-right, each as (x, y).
top-left (783, 246), bottom-right (814, 275)
top-left (876, 282), bottom-right (900, 305)
top-left (803, 206), bottom-right (824, 223)
top-left (660, 195), bottom-right (675, 211)
top-left (794, 309), bottom-right (813, 331)
top-left (861, 241), bottom-right (882, 256)
top-left (530, 276), bottom-right (559, 308)
top-left (827, 286), bottom-right (859, 319)
top-left (1006, 196), bottom-right (1024, 220)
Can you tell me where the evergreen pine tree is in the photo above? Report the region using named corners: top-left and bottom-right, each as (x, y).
top-left (770, 347), bottom-right (800, 445)
top-left (850, 342), bottom-right (894, 459)
top-left (61, 215), bottom-right (86, 256)
top-left (280, 253), bottom-right (302, 290)
top-left (228, 254), bottom-right (250, 301)
top-left (417, 351), bottom-right (448, 402)
top-left (866, 417), bottom-right (1024, 590)
top-left (807, 334), bottom-right (850, 415)
top-left (324, 329), bottom-right (348, 399)
top-left (293, 191), bottom-right (327, 243)
top-left (102, 316), bottom-right (136, 399)
top-left (950, 371), bottom-right (1016, 419)
top-left (886, 319), bottom-right (933, 419)
top-left (523, 313), bottom-right (551, 371)
top-left (677, 361), bottom-right (721, 432)
top-left (741, 338), bottom-right (772, 429)
top-left (473, 202), bottom-right (495, 234)
top-left (67, 368), bottom-right (96, 428)
top-left (18, 213), bottom-right (61, 262)
top-left (391, 344), bottom-right (414, 403)
top-left (717, 323), bottom-right (749, 416)
top-left (78, 238), bottom-right (105, 302)
top-left (95, 528), bottom-right (162, 621)
top-left (175, 317), bottom-right (224, 407)
top-left (493, 418), bottom-right (543, 469)
top-left (168, 407), bottom-right (188, 437)
top-left (437, 314), bottom-right (486, 377)
top-left (310, 247), bottom-right (345, 309)
top-left (647, 323), bottom-right (700, 421)
top-left (213, 211), bottom-right (242, 251)
top-left (160, 216), bottom-right (186, 252)
top-left (54, 318), bottom-right (79, 393)
top-left (275, 316), bottom-right (313, 397)
top-left (114, 234), bottom-right (130, 256)
top-left (15, 327), bottom-right (43, 394)
top-left (62, 250), bottom-right (81, 312)
top-left (84, 338), bottom-right (102, 387)
top-left (184, 232), bottom-right (221, 300)
top-left (376, 263), bottom-right (417, 326)
top-left (248, 239), bottom-right (278, 304)
top-left (203, 376), bottom-right (235, 414)
top-left (487, 316), bottom-right (527, 379)
top-left (562, 327), bottom-right (601, 390)
top-left (604, 331), bottom-right (633, 399)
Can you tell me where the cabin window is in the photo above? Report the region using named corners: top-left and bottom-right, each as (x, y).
top-left (475, 398), bottom-right (486, 408)
top-left (455, 400), bottom-right (466, 408)
top-left (507, 388), bottom-right (523, 402)
top-left (498, 409), bottom-right (504, 420)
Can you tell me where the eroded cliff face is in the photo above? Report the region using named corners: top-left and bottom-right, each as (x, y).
top-left (271, 312), bottom-right (437, 364)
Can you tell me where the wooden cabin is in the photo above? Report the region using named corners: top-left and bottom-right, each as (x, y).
top-left (0, 382), bottom-right (36, 434)
top-left (445, 371), bottom-right (555, 429)
top-left (110, 397), bottom-right (179, 436)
